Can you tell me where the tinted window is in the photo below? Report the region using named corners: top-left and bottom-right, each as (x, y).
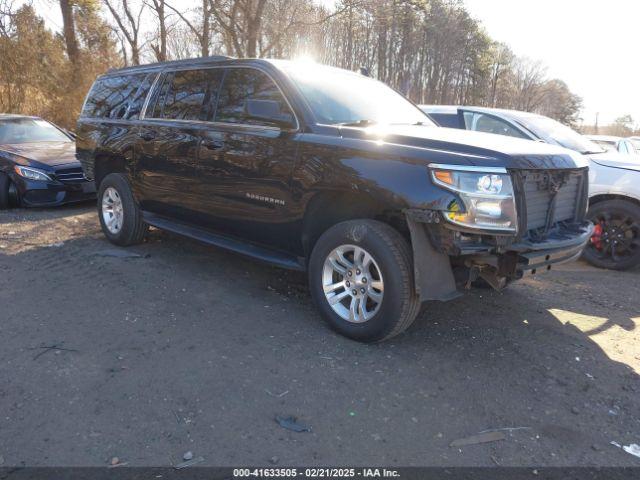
top-left (81, 73), bottom-right (147, 119)
top-left (464, 112), bottom-right (527, 139)
top-left (215, 68), bottom-right (293, 126)
top-left (124, 73), bottom-right (155, 120)
top-left (160, 69), bottom-right (224, 121)
top-left (429, 112), bottom-right (462, 128)
top-left (149, 73), bottom-right (173, 119)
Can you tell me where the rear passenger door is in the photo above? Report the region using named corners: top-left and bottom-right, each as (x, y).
top-left (135, 68), bottom-right (224, 220)
top-left (193, 67), bottom-right (300, 251)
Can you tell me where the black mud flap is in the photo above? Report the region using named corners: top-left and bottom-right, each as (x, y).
top-left (406, 217), bottom-right (461, 302)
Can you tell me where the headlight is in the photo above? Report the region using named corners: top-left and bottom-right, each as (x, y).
top-left (14, 165), bottom-right (52, 182)
top-left (430, 165), bottom-right (517, 232)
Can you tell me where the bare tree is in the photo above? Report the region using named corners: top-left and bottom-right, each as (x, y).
top-left (103, 0), bottom-right (144, 65)
top-left (59, 0), bottom-right (80, 63)
top-left (146, 0), bottom-right (167, 61)
top-left (165, 0), bottom-right (211, 57)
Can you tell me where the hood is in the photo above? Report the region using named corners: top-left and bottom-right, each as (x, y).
top-left (339, 124), bottom-right (588, 170)
top-left (588, 152), bottom-right (640, 173)
top-left (0, 141), bottom-right (78, 168)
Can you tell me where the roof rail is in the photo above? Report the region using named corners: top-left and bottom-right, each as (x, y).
top-left (106, 55), bottom-right (233, 74)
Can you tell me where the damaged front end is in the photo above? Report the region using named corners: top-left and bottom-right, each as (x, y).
top-left (407, 166), bottom-right (592, 301)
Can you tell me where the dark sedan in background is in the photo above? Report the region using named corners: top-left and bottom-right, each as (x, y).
top-left (0, 114), bottom-right (95, 209)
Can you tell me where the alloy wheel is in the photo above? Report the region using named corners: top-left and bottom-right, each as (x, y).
top-left (322, 244), bottom-right (384, 323)
top-left (102, 186), bottom-right (124, 234)
top-left (589, 211), bottom-right (640, 262)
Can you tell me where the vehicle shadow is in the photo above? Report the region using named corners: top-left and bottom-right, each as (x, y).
top-left (0, 226), bottom-right (639, 467)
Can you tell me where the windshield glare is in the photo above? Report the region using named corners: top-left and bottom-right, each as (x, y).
top-left (282, 63), bottom-right (434, 127)
top-left (0, 118), bottom-right (71, 144)
top-left (517, 115), bottom-right (604, 154)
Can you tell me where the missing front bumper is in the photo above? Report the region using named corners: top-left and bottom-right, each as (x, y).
top-left (472, 222), bottom-right (594, 288)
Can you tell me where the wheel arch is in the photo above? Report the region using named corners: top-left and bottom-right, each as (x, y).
top-left (301, 190), bottom-right (410, 260)
top-left (93, 149), bottom-right (134, 190)
top-left (589, 194), bottom-right (640, 209)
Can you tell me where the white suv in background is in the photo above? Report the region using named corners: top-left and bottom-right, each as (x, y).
top-left (421, 105), bottom-right (640, 270)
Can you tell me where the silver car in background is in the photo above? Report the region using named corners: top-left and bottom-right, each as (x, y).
top-left (586, 135), bottom-right (637, 155)
top-left (421, 105), bottom-right (640, 271)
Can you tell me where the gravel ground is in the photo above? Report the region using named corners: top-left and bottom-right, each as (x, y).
top-left (0, 203), bottom-right (639, 467)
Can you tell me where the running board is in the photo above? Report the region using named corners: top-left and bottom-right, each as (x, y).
top-left (142, 211), bottom-right (305, 271)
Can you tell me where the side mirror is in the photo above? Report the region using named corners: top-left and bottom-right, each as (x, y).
top-left (245, 99), bottom-right (295, 130)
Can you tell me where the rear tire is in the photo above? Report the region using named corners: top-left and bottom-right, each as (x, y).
top-left (97, 173), bottom-right (148, 246)
top-left (0, 173), bottom-right (11, 209)
top-left (309, 220), bottom-right (420, 343)
top-left (583, 199), bottom-right (640, 270)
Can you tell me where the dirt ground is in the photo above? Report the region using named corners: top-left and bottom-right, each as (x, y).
top-left (0, 203), bottom-right (639, 467)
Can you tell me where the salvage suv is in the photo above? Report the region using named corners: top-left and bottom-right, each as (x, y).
top-left (77, 57), bottom-right (593, 342)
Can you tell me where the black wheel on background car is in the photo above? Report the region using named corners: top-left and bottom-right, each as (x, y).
top-left (97, 173), bottom-right (148, 246)
top-left (309, 220), bottom-right (420, 343)
top-left (583, 199), bottom-right (640, 271)
top-left (0, 173), bottom-right (11, 209)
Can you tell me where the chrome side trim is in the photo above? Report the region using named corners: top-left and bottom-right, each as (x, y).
top-left (428, 163), bottom-right (508, 174)
top-left (137, 117), bottom-right (283, 133)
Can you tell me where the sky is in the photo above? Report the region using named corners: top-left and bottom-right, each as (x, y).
top-left (463, 0), bottom-right (640, 127)
top-left (25, 0), bottom-right (640, 127)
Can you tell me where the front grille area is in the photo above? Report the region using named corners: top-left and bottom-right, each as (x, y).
top-left (519, 169), bottom-right (586, 235)
top-left (54, 166), bottom-right (86, 184)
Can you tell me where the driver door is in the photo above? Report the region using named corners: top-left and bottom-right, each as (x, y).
top-left (193, 67), bottom-right (301, 252)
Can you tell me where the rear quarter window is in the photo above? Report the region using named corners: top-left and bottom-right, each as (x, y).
top-left (81, 72), bottom-right (153, 120)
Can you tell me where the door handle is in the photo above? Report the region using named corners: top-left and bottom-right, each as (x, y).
top-left (139, 131), bottom-right (156, 141)
top-left (201, 140), bottom-right (224, 150)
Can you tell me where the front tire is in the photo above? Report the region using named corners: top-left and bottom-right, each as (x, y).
top-left (583, 199), bottom-right (640, 270)
top-left (309, 220), bottom-right (420, 343)
top-left (97, 173), bottom-right (148, 246)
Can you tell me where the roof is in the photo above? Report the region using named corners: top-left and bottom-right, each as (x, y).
top-left (586, 135), bottom-right (622, 142)
top-left (419, 105), bottom-right (543, 120)
top-left (105, 55), bottom-right (234, 76)
top-left (419, 105), bottom-right (459, 114)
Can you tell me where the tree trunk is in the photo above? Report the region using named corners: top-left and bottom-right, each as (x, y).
top-left (246, 0), bottom-right (266, 58)
top-left (201, 0), bottom-right (210, 57)
top-left (59, 0), bottom-right (79, 64)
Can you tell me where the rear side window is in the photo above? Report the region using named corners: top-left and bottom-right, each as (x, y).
top-left (150, 69), bottom-right (224, 121)
top-left (124, 73), bottom-right (156, 120)
top-left (215, 68), bottom-right (293, 126)
top-left (81, 73), bottom-right (148, 119)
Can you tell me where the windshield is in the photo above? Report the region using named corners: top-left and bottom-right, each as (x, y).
top-left (590, 139), bottom-right (618, 152)
top-left (515, 115), bottom-right (604, 154)
top-left (0, 118), bottom-right (71, 144)
top-left (281, 62), bottom-right (434, 126)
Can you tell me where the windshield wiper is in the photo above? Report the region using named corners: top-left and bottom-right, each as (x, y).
top-left (336, 119), bottom-right (377, 127)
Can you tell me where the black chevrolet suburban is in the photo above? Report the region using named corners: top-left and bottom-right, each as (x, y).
top-left (77, 57), bottom-right (593, 342)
